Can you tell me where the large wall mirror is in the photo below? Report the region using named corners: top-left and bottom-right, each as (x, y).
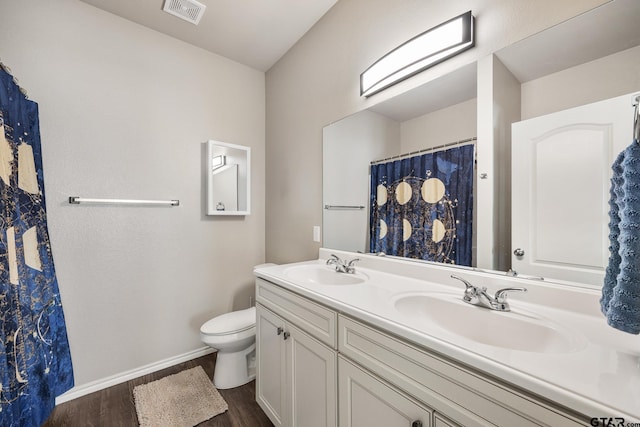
top-left (322, 0), bottom-right (640, 287)
top-left (206, 140), bottom-right (251, 215)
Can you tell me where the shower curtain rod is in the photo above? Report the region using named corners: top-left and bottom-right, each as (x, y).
top-left (68, 196), bottom-right (179, 206)
top-left (370, 137), bottom-right (477, 165)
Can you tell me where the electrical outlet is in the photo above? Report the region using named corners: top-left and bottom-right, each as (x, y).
top-left (313, 225), bottom-right (321, 242)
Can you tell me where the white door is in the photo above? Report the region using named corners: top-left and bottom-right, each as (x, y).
top-left (511, 92), bottom-right (637, 285)
top-left (338, 357), bottom-right (432, 427)
top-left (256, 305), bottom-right (287, 427)
top-left (287, 324), bottom-right (337, 427)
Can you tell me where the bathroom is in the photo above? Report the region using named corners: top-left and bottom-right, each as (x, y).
top-left (1, 0), bottom-right (639, 425)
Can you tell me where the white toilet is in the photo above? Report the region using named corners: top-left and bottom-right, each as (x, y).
top-left (200, 306), bottom-right (257, 389)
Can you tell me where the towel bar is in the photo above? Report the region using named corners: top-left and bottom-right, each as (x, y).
top-left (324, 205), bottom-right (365, 210)
top-left (68, 196), bottom-right (179, 206)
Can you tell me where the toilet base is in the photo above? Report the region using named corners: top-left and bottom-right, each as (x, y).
top-left (213, 343), bottom-right (256, 389)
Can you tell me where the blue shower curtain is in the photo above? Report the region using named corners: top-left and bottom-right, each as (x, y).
top-left (0, 67), bottom-right (73, 426)
top-left (370, 144), bottom-right (474, 266)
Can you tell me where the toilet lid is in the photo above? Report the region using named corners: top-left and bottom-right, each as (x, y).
top-left (201, 306), bottom-right (256, 335)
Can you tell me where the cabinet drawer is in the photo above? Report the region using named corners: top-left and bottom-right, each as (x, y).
top-left (338, 315), bottom-right (587, 427)
top-left (256, 278), bottom-right (337, 348)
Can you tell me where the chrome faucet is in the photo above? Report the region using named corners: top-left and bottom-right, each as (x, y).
top-left (451, 275), bottom-right (527, 312)
top-left (326, 254), bottom-right (360, 273)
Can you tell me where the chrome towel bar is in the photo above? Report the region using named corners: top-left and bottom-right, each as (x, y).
top-left (68, 196), bottom-right (179, 206)
top-left (324, 205), bottom-right (365, 210)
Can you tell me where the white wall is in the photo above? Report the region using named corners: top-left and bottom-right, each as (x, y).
top-left (521, 45), bottom-right (640, 120)
top-left (476, 56), bottom-right (521, 271)
top-left (265, 0), bottom-right (606, 264)
top-left (400, 99), bottom-right (477, 153)
top-left (0, 0), bottom-right (265, 392)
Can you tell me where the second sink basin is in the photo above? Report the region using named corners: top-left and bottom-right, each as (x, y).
top-left (284, 264), bottom-right (368, 285)
top-left (393, 292), bottom-right (586, 353)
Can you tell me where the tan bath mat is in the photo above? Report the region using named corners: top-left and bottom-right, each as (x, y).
top-left (133, 365), bottom-right (228, 427)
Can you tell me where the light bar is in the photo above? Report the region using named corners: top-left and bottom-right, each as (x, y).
top-left (361, 11), bottom-right (474, 97)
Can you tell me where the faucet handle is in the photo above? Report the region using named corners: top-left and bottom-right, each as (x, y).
top-left (451, 275), bottom-right (484, 305)
top-left (494, 287), bottom-right (527, 303)
top-left (344, 258), bottom-right (359, 273)
top-left (450, 274), bottom-right (474, 291)
top-left (327, 254), bottom-right (340, 265)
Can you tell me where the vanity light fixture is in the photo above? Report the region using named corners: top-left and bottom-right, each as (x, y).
top-left (360, 11), bottom-right (475, 97)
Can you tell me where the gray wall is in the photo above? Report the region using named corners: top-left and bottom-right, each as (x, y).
top-left (0, 0), bottom-right (265, 391)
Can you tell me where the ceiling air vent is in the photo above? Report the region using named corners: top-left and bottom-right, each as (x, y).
top-left (162, 0), bottom-right (207, 25)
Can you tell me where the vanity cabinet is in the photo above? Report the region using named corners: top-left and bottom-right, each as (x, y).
top-left (255, 278), bottom-right (337, 427)
top-left (338, 315), bottom-right (587, 427)
top-left (255, 275), bottom-right (591, 427)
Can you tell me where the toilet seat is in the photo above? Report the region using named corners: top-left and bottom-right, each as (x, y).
top-left (201, 306), bottom-right (256, 336)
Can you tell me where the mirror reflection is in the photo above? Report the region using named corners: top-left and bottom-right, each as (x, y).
top-left (322, 0), bottom-right (640, 286)
top-left (207, 140), bottom-right (251, 215)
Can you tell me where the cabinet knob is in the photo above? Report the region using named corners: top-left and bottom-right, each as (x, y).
top-left (276, 327), bottom-right (284, 335)
top-left (283, 331), bottom-right (290, 340)
top-left (411, 421), bottom-right (422, 427)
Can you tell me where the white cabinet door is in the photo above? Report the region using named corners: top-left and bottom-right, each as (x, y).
top-left (256, 305), bottom-right (287, 427)
top-left (339, 356), bottom-right (432, 427)
top-left (257, 303), bottom-right (337, 427)
top-left (288, 324), bottom-right (337, 427)
top-left (512, 92), bottom-right (635, 285)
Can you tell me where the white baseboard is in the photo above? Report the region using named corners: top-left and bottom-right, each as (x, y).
top-left (56, 346), bottom-right (216, 405)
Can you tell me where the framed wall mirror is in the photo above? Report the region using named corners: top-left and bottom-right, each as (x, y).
top-left (322, 0), bottom-right (640, 288)
top-left (206, 140), bottom-right (251, 216)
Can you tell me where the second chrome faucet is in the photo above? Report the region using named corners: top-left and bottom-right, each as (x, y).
top-left (451, 275), bottom-right (527, 312)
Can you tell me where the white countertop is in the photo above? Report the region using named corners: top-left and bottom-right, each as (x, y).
top-left (254, 249), bottom-right (640, 422)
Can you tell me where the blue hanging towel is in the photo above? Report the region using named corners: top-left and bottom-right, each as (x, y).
top-left (601, 150), bottom-right (625, 313)
top-left (601, 141), bottom-right (640, 334)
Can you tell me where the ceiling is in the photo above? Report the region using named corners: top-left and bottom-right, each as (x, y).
top-left (494, 0), bottom-right (640, 83)
top-left (79, 0), bottom-right (338, 72)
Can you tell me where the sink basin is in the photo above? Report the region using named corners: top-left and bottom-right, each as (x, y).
top-left (393, 292), bottom-right (585, 353)
top-left (284, 265), bottom-right (368, 285)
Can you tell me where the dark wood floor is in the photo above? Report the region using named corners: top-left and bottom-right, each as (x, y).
top-left (43, 353), bottom-right (274, 427)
